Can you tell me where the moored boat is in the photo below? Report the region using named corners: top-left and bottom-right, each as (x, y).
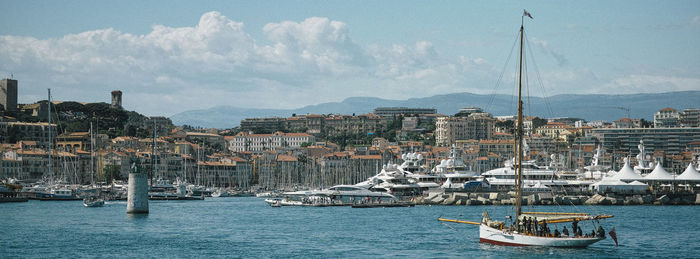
top-left (83, 196), bottom-right (105, 207)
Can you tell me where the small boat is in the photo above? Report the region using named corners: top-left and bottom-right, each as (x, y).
top-left (83, 196), bottom-right (105, 207)
top-left (265, 198), bottom-right (282, 207)
top-left (211, 188), bottom-right (231, 198)
top-left (438, 10), bottom-right (616, 248)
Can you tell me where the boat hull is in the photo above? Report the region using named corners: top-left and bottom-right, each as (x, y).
top-left (479, 224), bottom-right (603, 247)
top-left (83, 200), bottom-right (105, 207)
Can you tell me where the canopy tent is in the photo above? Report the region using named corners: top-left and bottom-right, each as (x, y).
top-left (610, 158), bottom-right (644, 182)
top-left (590, 178), bottom-right (648, 193)
top-left (677, 163), bottom-right (700, 182)
top-left (643, 163), bottom-right (676, 181)
top-left (627, 181), bottom-right (650, 192)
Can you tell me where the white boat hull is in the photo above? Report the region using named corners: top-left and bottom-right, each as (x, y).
top-left (479, 224), bottom-right (603, 247)
top-left (83, 199), bottom-right (105, 207)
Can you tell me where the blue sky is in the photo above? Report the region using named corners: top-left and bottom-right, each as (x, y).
top-left (1, 0), bottom-right (699, 116)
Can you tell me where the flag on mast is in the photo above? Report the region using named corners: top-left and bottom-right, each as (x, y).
top-left (524, 10), bottom-right (533, 19)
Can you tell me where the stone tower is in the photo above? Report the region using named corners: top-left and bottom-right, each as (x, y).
top-left (0, 78), bottom-right (18, 112)
top-left (111, 90), bottom-right (122, 109)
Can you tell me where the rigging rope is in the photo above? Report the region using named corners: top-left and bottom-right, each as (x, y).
top-left (524, 33), bottom-right (555, 119)
top-left (485, 32), bottom-right (520, 113)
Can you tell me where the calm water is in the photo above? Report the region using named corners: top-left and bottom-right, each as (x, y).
top-left (1, 197), bottom-right (698, 258)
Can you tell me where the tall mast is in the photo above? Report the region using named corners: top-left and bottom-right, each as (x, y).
top-left (48, 88), bottom-right (53, 185)
top-left (153, 119), bottom-right (158, 181)
top-left (90, 122), bottom-right (94, 185)
top-left (515, 17), bottom-right (525, 220)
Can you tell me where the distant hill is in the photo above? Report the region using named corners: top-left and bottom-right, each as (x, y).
top-left (170, 91), bottom-right (700, 129)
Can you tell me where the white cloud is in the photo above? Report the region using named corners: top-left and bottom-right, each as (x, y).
top-left (0, 11), bottom-right (695, 118)
top-left (607, 74), bottom-right (700, 93)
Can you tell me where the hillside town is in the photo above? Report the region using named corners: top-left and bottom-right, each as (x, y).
top-left (2, 78), bottom-right (700, 201)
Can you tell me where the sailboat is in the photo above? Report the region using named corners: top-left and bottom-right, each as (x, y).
top-left (83, 122), bottom-right (104, 207)
top-left (438, 10), bottom-right (615, 247)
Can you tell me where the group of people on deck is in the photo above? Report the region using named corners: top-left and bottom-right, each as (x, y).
top-left (518, 217), bottom-right (606, 239)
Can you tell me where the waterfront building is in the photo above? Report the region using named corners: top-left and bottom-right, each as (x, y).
top-left (322, 114), bottom-right (384, 136)
top-left (138, 138), bottom-right (171, 154)
top-left (55, 131), bottom-right (108, 152)
top-left (535, 122), bottom-right (575, 141)
top-left (435, 113), bottom-right (495, 146)
top-left (654, 108), bottom-right (680, 128)
top-left (112, 136), bottom-right (140, 150)
top-left (2, 122), bottom-right (57, 149)
top-left (0, 78), bottom-right (18, 112)
top-left (173, 141), bottom-right (198, 157)
top-left (196, 161), bottom-right (236, 187)
top-left (613, 118), bottom-right (642, 128)
top-left (373, 107), bottom-right (437, 118)
top-left (306, 115), bottom-right (324, 134)
top-left (184, 132), bottom-right (225, 149)
top-left (286, 115), bottom-right (308, 133)
top-left (99, 150), bottom-right (131, 180)
top-left (1, 150), bottom-right (23, 180)
top-left (477, 139), bottom-right (513, 158)
top-left (592, 127), bottom-right (700, 156)
top-left (240, 117), bottom-right (286, 133)
top-left (16, 149), bottom-right (78, 181)
top-left (228, 131), bottom-right (314, 152)
top-left (680, 108), bottom-right (700, 128)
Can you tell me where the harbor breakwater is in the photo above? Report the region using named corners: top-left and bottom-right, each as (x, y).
top-left (419, 192), bottom-right (700, 206)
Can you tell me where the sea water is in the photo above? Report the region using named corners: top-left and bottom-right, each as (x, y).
top-left (1, 197), bottom-right (698, 258)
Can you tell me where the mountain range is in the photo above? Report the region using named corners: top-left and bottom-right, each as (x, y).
top-left (170, 91), bottom-right (700, 129)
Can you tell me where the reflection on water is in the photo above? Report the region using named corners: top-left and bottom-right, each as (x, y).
top-left (126, 213), bottom-right (149, 220)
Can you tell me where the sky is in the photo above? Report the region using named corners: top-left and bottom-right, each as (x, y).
top-left (1, 0), bottom-right (699, 117)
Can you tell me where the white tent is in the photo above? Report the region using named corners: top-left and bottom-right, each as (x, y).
top-left (610, 158), bottom-right (644, 182)
top-left (643, 163), bottom-right (675, 181)
top-left (590, 178), bottom-right (646, 193)
top-left (627, 180), bottom-right (650, 192)
top-left (677, 163), bottom-right (700, 182)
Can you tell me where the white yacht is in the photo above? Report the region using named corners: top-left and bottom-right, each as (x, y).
top-left (356, 163), bottom-right (439, 197)
top-left (266, 185), bottom-right (396, 206)
top-left (427, 145), bottom-right (480, 189)
top-left (481, 158), bottom-right (592, 190)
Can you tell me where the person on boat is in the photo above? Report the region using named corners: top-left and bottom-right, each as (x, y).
top-left (597, 226), bottom-right (606, 239)
top-left (553, 228), bottom-right (560, 237)
top-left (522, 217), bottom-right (529, 234)
top-left (572, 219), bottom-right (579, 235)
top-left (576, 226), bottom-right (583, 237)
top-left (533, 217), bottom-right (539, 235)
top-left (541, 221), bottom-right (548, 236)
top-left (591, 229), bottom-right (596, 238)
top-left (562, 226), bottom-right (569, 236)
